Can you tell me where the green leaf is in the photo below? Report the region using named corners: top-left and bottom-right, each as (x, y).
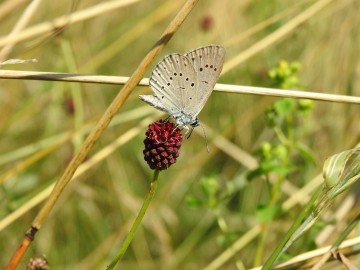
top-left (298, 99), bottom-right (314, 114)
top-left (217, 231), bottom-right (238, 247)
top-left (274, 98), bottom-right (295, 116)
top-left (185, 195), bottom-right (203, 207)
top-left (270, 165), bottom-right (295, 176)
top-left (295, 143), bottom-right (317, 165)
top-left (200, 176), bottom-right (219, 196)
top-left (256, 204), bottom-right (282, 222)
top-left (247, 168), bottom-right (265, 181)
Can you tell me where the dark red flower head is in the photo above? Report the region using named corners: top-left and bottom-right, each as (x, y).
top-left (64, 98), bottom-right (75, 115)
top-left (200, 15), bottom-right (214, 31)
top-left (143, 120), bottom-right (183, 170)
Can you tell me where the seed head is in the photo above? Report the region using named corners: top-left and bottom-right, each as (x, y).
top-left (26, 257), bottom-right (49, 270)
top-left (143, 120), bottom-right (183, 170)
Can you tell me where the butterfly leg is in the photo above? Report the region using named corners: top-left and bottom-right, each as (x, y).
top-left (171, 124), bottom-right (180, 135)
top-left (182, 125), bottom-right (193, 138)
top-left (186, 126), bottom-right (195, 139)
top-left (171, 118), bottom-right (185, 135)
top-left (163, 116), bottom-right (171, 123)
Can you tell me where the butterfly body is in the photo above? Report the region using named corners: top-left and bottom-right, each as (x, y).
top-left (139, 45), bottom-right (225, 133)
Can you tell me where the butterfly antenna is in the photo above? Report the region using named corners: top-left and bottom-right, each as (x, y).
top-left (200, 124), bottom-right (210, 153)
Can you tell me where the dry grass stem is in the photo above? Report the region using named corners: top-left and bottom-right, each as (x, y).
top-left (0, 0), bottom-right (142, 48)
top-left (0, 58), bottom-right (37, 65)
top-left (0, 115), bottom-right (156, 232)
top-left (0, 0), bottom-right (29, 19)
top-left (224, 0), bottom-right (312, 48)
top-left (82, 0), bottom-right (181, 71)
top-left (1, 70), bottom-right (359, 104)
top-left (248, 236), bottom-right (360, 270)
top-left (203, 174), bottom-right (324, 270)
top-left (0, 0), bottom-right (41, 61)
top-left (215, 83), bottom-right (360, 104)
top-left (222, 0), bottom-right (336, 74)
top-left (2, 0), bottom-right (359, 268)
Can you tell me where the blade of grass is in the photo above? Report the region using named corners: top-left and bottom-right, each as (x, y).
top-left (0, 115), bottom-right (157, 232)
top-left (222, 0), bottom-right (336, 74)
top-left (82, 0), bottom-right (181, 72)
top-left (0, 0), bottom-right (41, 61)
top-left (0, 0), bottom-right (142, 48)
top-left (261, 187), bottom-right (322, 270)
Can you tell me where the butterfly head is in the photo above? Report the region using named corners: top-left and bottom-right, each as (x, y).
top-left (190, 117), bottom-right (199, 127)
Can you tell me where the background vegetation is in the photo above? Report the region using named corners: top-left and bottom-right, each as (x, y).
top-left (0, 0), bottom-right (359, 269)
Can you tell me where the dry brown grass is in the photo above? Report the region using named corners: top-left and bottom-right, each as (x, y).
top-left (0, 0), bottom-right (359, 269)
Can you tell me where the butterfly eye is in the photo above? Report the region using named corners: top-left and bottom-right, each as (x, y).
top-left (199, 68), bottom-right (203, 72)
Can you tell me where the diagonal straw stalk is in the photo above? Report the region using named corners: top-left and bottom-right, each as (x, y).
top-left (5, 0), bottom-right (200, 269)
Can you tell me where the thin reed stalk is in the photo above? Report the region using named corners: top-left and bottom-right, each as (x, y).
top-left (1, 70), bottom-right (359, 104)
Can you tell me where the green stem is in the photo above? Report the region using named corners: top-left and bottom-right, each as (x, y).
top-left (331, 212), bottom-right (360, 249)
top-left (254, 227), bottom-right (266, 266)
top-left (106, 170), bottom-right (160, 270)
top-left (261, 186), bottom-right (322, 270)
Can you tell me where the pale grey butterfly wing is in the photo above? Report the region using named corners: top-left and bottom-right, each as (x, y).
top-left (185, 45), bottom-right (226, 116)
top-left (140, 53), bottom-right (199, 125)
top-left (139, 45), bottom-right (225, 128)
top-left (138, 95), bottom-right (169, 113)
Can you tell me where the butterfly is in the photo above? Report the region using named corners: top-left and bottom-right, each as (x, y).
top-left (139, 45), bottom-right (226, 134)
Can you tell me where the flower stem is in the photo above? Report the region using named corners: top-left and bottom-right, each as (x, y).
top-left (106, 170), bottom-right (159, 270)
top-left (261, 186), bottom-right (321, 270)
